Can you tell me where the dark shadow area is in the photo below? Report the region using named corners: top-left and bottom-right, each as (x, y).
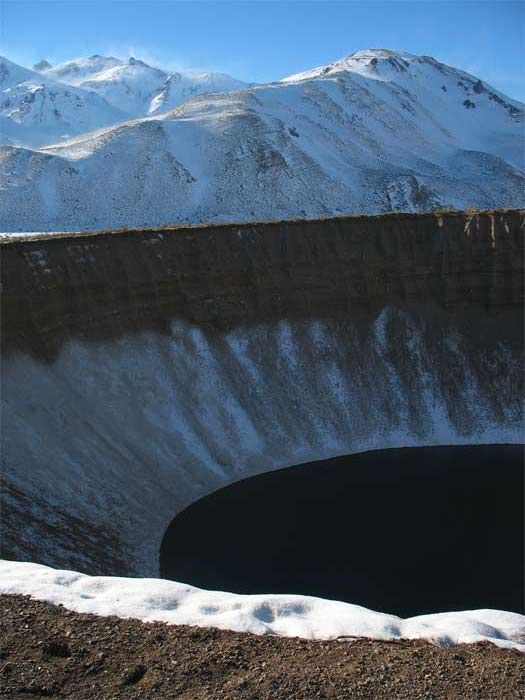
top-left (160, 445), bottom-right (524, 617)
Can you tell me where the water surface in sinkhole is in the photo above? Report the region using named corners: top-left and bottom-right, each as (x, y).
top-left (160, 445), bottom-right (524, 617)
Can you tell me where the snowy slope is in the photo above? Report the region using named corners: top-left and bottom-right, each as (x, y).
top-left (2, 49), bottom-right (523, 231)
top-left (37, 55), bottom-right (249, 117)
top-left (0, 57), bottom-right (126, 148)
top-left (77, 58), bottom-right (170, 115)
top-left (148, 69), bottom-right (250, 115)
top-left (0, 56), bottom-right (41, 89)
top-left (37, 55), bottom-right (124, 85)
top-left (1, 561), bottom-right (524, 650)
top-left (0, 55), bottom-right (247, 148)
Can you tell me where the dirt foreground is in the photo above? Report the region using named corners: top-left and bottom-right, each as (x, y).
top-left (1, 595), bottom-right (523, 699)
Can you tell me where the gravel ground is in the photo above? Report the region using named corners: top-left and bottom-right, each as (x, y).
top-left (1, 594), bottom-right (523, 699)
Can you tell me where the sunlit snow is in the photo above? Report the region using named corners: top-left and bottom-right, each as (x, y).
top-left (1, 561), bottom-right (523, 650)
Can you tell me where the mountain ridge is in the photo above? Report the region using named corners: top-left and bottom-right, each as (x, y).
top-left (35, 54), bottom-right (250, 117)
top-left (0, 48), bottom-right (523, 232)
top-left (0, 53), bottom-right (249, 148)
top-left (0, 56), bottom-right (127, 147)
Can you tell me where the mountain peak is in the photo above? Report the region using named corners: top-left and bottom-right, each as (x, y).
top-left (42, 55), bottom-right (124, 86)
top-left (349, 48), bottom-right (417, 60)
top-left (33, 59), bottom-right (53, 71)
top-left (282, 48), bottom-right (473, 86)
top-left (282, 48), bottom-right (418, 82)
top-left (0, 56), bottom-right (45, 90)
top-left (334, 48), bottom-right (425, 73)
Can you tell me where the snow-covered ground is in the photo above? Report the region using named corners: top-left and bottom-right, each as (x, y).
top-left (1, 561), bottom-right (523, 651)
top-left (3, 311), bottom-right (522, 577)
top-left (0, 56), bottom-right (127, 147)
top-left (37, 55), bottom-right (249, 117)
top-left (0, 53), bottom-right (249, 149)
top-left (0, 49), bottom-right (522, 231)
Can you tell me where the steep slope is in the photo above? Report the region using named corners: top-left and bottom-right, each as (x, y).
top-left (37, 54), bottom-right (124, 85)
top-left (76, 57), bottom-right (171, 115)
top-left (284, 49), bottom-right (523, 169)
top-left (2, 49), bottom-right (522, 232)
top-left (1, 210), bottom-right (523, 576)
top-left (148, 69), bottom-right (250, 115)
top-left (2, 54), bottom-right (248, 149)
top-left (0, 57), bottom-right (126, 148)
top-left (0, 55), bottom-right (41, 89)
top-left (37, 55), bottom-right (249, 117)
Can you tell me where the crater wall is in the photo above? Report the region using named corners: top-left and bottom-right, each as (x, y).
top-left (1, 210), bottom-right (523, 576)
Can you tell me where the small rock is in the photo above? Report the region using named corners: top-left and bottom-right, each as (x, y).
top-left (120, 664), bottom-right (146, 686)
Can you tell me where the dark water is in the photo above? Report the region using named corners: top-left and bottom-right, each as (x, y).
top-left (160, 445), bottom-right (524, 617)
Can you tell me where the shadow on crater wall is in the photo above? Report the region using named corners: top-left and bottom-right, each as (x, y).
top-left (2, 209), bottom-right (523, 577)
top-left (160, 445), bottom-right (524, 617)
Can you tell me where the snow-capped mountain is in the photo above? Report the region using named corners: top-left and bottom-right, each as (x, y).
top-left (37, 55), bottom-right (123, 86)
top-left (148, 69), bottom-right (250, 115)
top-left (0, 56), bottom-right (126, 147)
top-left (1, 54), bottom-right (248, 148)
top-left (1, 56), bottom-right (40, 90)
top-left (36, 55), bottom-right (249, 117)
top-left (1, 49), bottom-right (523, 231)
top-left (78, 58), bottom-right (168, 115)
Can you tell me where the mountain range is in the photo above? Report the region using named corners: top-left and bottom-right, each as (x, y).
top-left (0, 49), bottom-right (523, 232)
top-left (38, 54), bottom-right (249, 118)
top-left (0, 54), bottom-right (249, 147)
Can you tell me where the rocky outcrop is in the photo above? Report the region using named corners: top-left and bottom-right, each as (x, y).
top-left (1, 209), bottom-right (523, 576)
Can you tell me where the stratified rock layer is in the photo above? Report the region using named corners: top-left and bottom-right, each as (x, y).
top-left (1, 210), bottom-right (523, 576)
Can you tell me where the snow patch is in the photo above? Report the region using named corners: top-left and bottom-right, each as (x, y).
top-left (1, 561), bottom-right (523, 650)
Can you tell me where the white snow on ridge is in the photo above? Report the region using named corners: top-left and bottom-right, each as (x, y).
top-left (147, 69), bottom-right (249, 116)
top-left (36, 54), bottom-right (250, 118)
top-left (0, 54), bottom-right (248, 149)
top-left (1, 561), bottom-right (523, 650)
top-left (77, 58), bottom-right (169, 116)
top-left (1, 48), bottom-right (522, 232)
top-left (0, 56), bottom-right (127, 148)
top-left (38, 55), bottom-right (124, 86)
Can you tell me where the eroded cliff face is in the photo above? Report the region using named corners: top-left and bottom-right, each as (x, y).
top-left (1, 210), bottom-right (523, 577)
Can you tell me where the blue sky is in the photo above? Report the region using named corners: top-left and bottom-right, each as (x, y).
top-left (1, 0), bottom-right (524, 100)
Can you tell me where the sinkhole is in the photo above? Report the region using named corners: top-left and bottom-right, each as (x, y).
top-left (160, 445), bottom-right (524, 617)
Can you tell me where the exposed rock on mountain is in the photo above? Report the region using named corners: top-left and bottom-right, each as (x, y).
top-left (32, 59), bottom-right (53, 72)
top-left (1, 50), bottom-right (522, 232)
